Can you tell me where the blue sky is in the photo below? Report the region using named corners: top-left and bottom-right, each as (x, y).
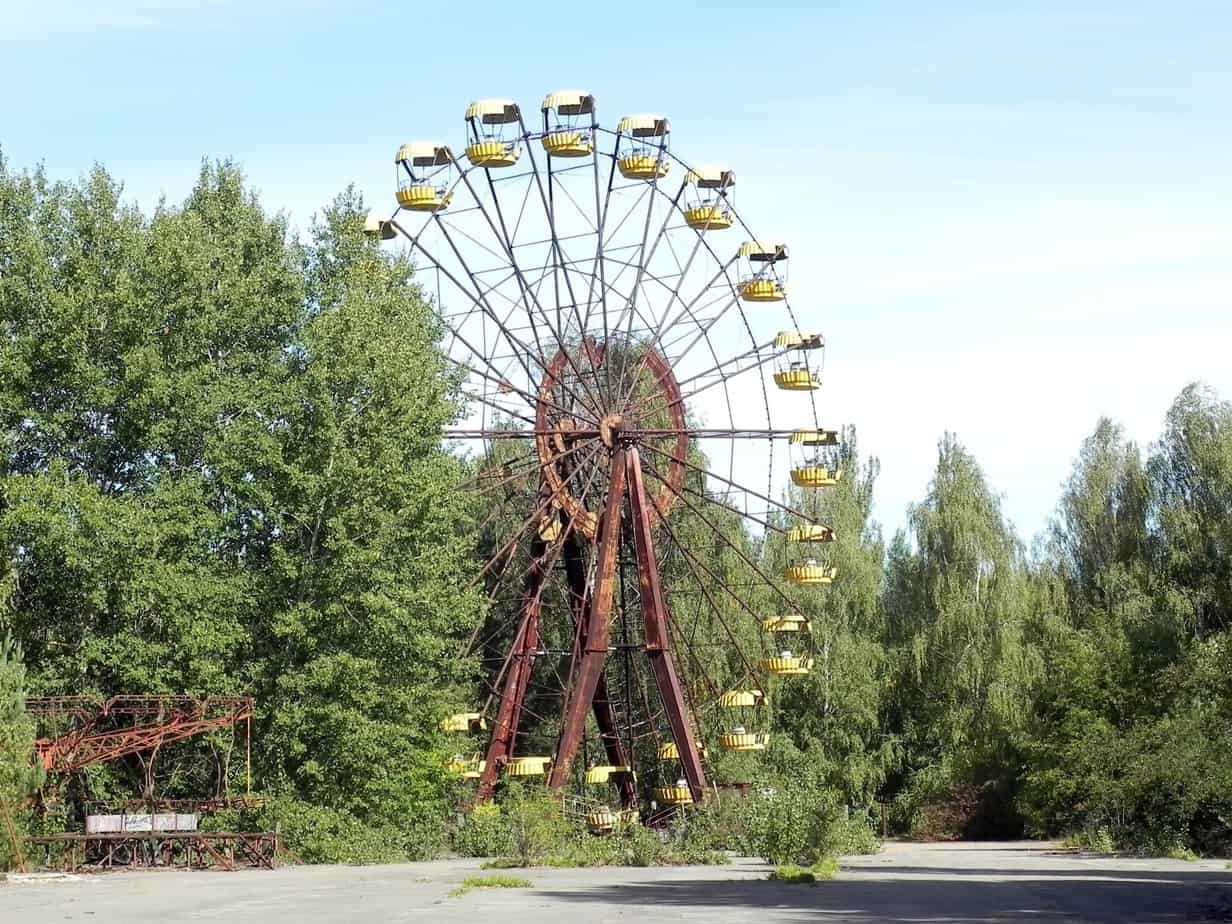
top-left (3, 0), bottom-right (1230, 542)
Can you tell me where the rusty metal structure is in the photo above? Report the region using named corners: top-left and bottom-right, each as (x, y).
top-left (29, 696), bottom-right (254, 774)
top-left (369, 91), bottom-right (843, 818)
top-left (28, 696), bottom-right (270, 871)
top-left (29, 831), bottom-right (277, 872)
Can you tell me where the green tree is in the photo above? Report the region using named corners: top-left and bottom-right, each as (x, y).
top-left (0, 635), bottom-right (41, 870)
top-left (883, 434), bottom-right (1039, 830)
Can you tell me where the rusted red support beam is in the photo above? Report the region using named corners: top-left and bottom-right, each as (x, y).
top-left (476, 535), bottom-right (549, 803)
top-left (626, 447), bottom-right (707, 804)
top-left (562, 532), bottom-right (637, 808)
top-left (33, 698), bottom-right (254, 773)
top-left (548, 447), bottom-right (627, 790)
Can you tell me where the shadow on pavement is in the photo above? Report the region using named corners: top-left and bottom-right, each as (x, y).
top-left (536, 869), bottom-right (1232, 923)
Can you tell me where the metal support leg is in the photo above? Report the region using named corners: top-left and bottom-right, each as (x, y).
top-left (626, 448), bottom-right (707, 804)
top-left (548, 448), bottom-right (627, 789)
top-left (476, 536), bottom-right (549, 802)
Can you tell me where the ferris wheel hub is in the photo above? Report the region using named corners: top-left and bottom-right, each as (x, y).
top-left (599, 412), bottom-right (625, 449)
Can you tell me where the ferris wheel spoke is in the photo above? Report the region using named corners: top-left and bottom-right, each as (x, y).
top-left (638, 442), bottom-right (824, 530)
top-left (453, 163), bottom-right (608, 423)
top-left (520, 133), bottom-right (606, 395)
top-left (469, 441), bottom-right (610, 654)
top-left (582, 145), bottom-right (620, 404)
top-left (608, 183), bottom-right (686, 395)
top-left (393, 220), bottom-right (603, 424)
top-left (641, 478), bottom-right (763, 687)
top-left (626, 340), bottom-right (779, 421)
top-left (639, 454), bottom-right (808, 616)
top-left (468, 440), bottom-right (605, 589)
top-left (441, 347), bottom-right (577, 425)
top-left (612, 221), bottom-right (714, 409)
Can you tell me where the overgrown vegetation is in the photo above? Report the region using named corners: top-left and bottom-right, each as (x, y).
top-left (0, 153), bottom-right (481, 864)
top-left (0, 149), bottom-right (1229, 864)
top-left (449, 874), bottom-right (533, 898)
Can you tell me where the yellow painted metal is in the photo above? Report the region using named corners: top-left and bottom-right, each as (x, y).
top-left (542, 131), bottom-right (593, 157)
top-left (584, 764), bottom-right (632, 784)
top-left (618, 154), bottom-right (669, 180)
top-left (785, 563), bottom-right (838, 585)
top-left (684, 205), bottom-right (733, 230)
top-left (542, 89), bottom-right (595, 115)
top-left (787, 524), bottom-right (834, 543)
top-left (774, 331), bottom-right (823, 350)
top-left (465, 98), bottom-right (521, 123)
top-left (586, 808), bottom-right (618, 832)
top-left (740, 278), bottom-right (786, 301)
top-left (773, 368), bottom-right (820, 390)
top-left (504, 756), bottom-right (552, 777)
top-left (686, 165), bottom-right (735, 188)
top-left (761, 614), bottom-right (811, 632)
top-left (739, 240), bottom-right (788, 261)
top-left (395, 142), bottom-right (452, 166)
top-left (466, 140), bottom-right (520, 168)
top-left (440, 712), bottom-right (485, 733)
top-left (657, 742), bottom-right (707, 760)
top-left (655, 785), bottom-right (694, 805)
top-left (446, 754), bottom-right (485, 777)
top-left (790, 465), bottom-right (843, 488)
top-left (617, 113), bottom-right (669, 136)
top-left (718, 689), bottom-right (764, 708)
top-left (760, 655), bottom-right (815, 675)
top-left (718, 732), bottom-right (769, 752)
top-left (789, 429), bottom-right (840, 446)
top-left (396, 185), bottom-right (452, 212)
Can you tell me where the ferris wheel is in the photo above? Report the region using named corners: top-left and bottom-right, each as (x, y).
top-left (366, 90), bottom-right (844, 818)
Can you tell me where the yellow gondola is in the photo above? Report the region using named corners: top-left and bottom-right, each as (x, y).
top-left (761, 614), bottom-right (811, 632)
top-left (718, 689), bottom-right (764, 708)
top-left (446, 754), bottom-right (486, 778)
top-left (584, 764), bottom-right (633, 784)
top-left (362, 209), bottom-right (396, 240)
top-left (787, 524), bottom-right (835, 543)
top-left (617, 114), bottom-right (670, 180)
top-left (760, 654), bottom-right (815, 675)
top-left (657, 741), bottom-right (707, 760)
top-left (395, 142), bottom-right (454, 212)
top-left (586, 808), bottom-right (618, 832)
top-left (785, 561), bottom-right (838, 585)
top-left (773, 364), bottom-right (821, 391)
top-left (440, 712), bottom-right (486, 733)
top-left (683, 166), bottom-right (735, 230)
top-left (791, 465), bottom-right (843, 488)
top-left (655, 784), bottom-right (694, 805)
top-left (774, 331), bottom-right (824, 350)
top-left (739, 240), bottom-right (787, 301)
top-left (504, 756), bottom-right (552, 777)
top-left (542, 90), bottom-right (595, 157)
top-left (464, 99), bottom-right (523, 168)
top-left (789, 428), bottom-right (840, 446)
top-left (719, 728), bottom-right (769, 752)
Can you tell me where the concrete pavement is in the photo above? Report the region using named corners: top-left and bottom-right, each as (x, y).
top-left (2, 840), bottom-right (1229, 922)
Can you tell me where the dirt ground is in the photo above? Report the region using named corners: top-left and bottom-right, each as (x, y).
top-left (3, 840), bottom-right (1230, 923)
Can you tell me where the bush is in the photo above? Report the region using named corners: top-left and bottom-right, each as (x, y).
top-left (500, 783), bottom-right (572, 866)
top-left (739, 778), bottom-right (847, 867)
top-left (257, 796), bottom-right (406, 864)
top-left (453, 803), bottom-right (515, 858)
